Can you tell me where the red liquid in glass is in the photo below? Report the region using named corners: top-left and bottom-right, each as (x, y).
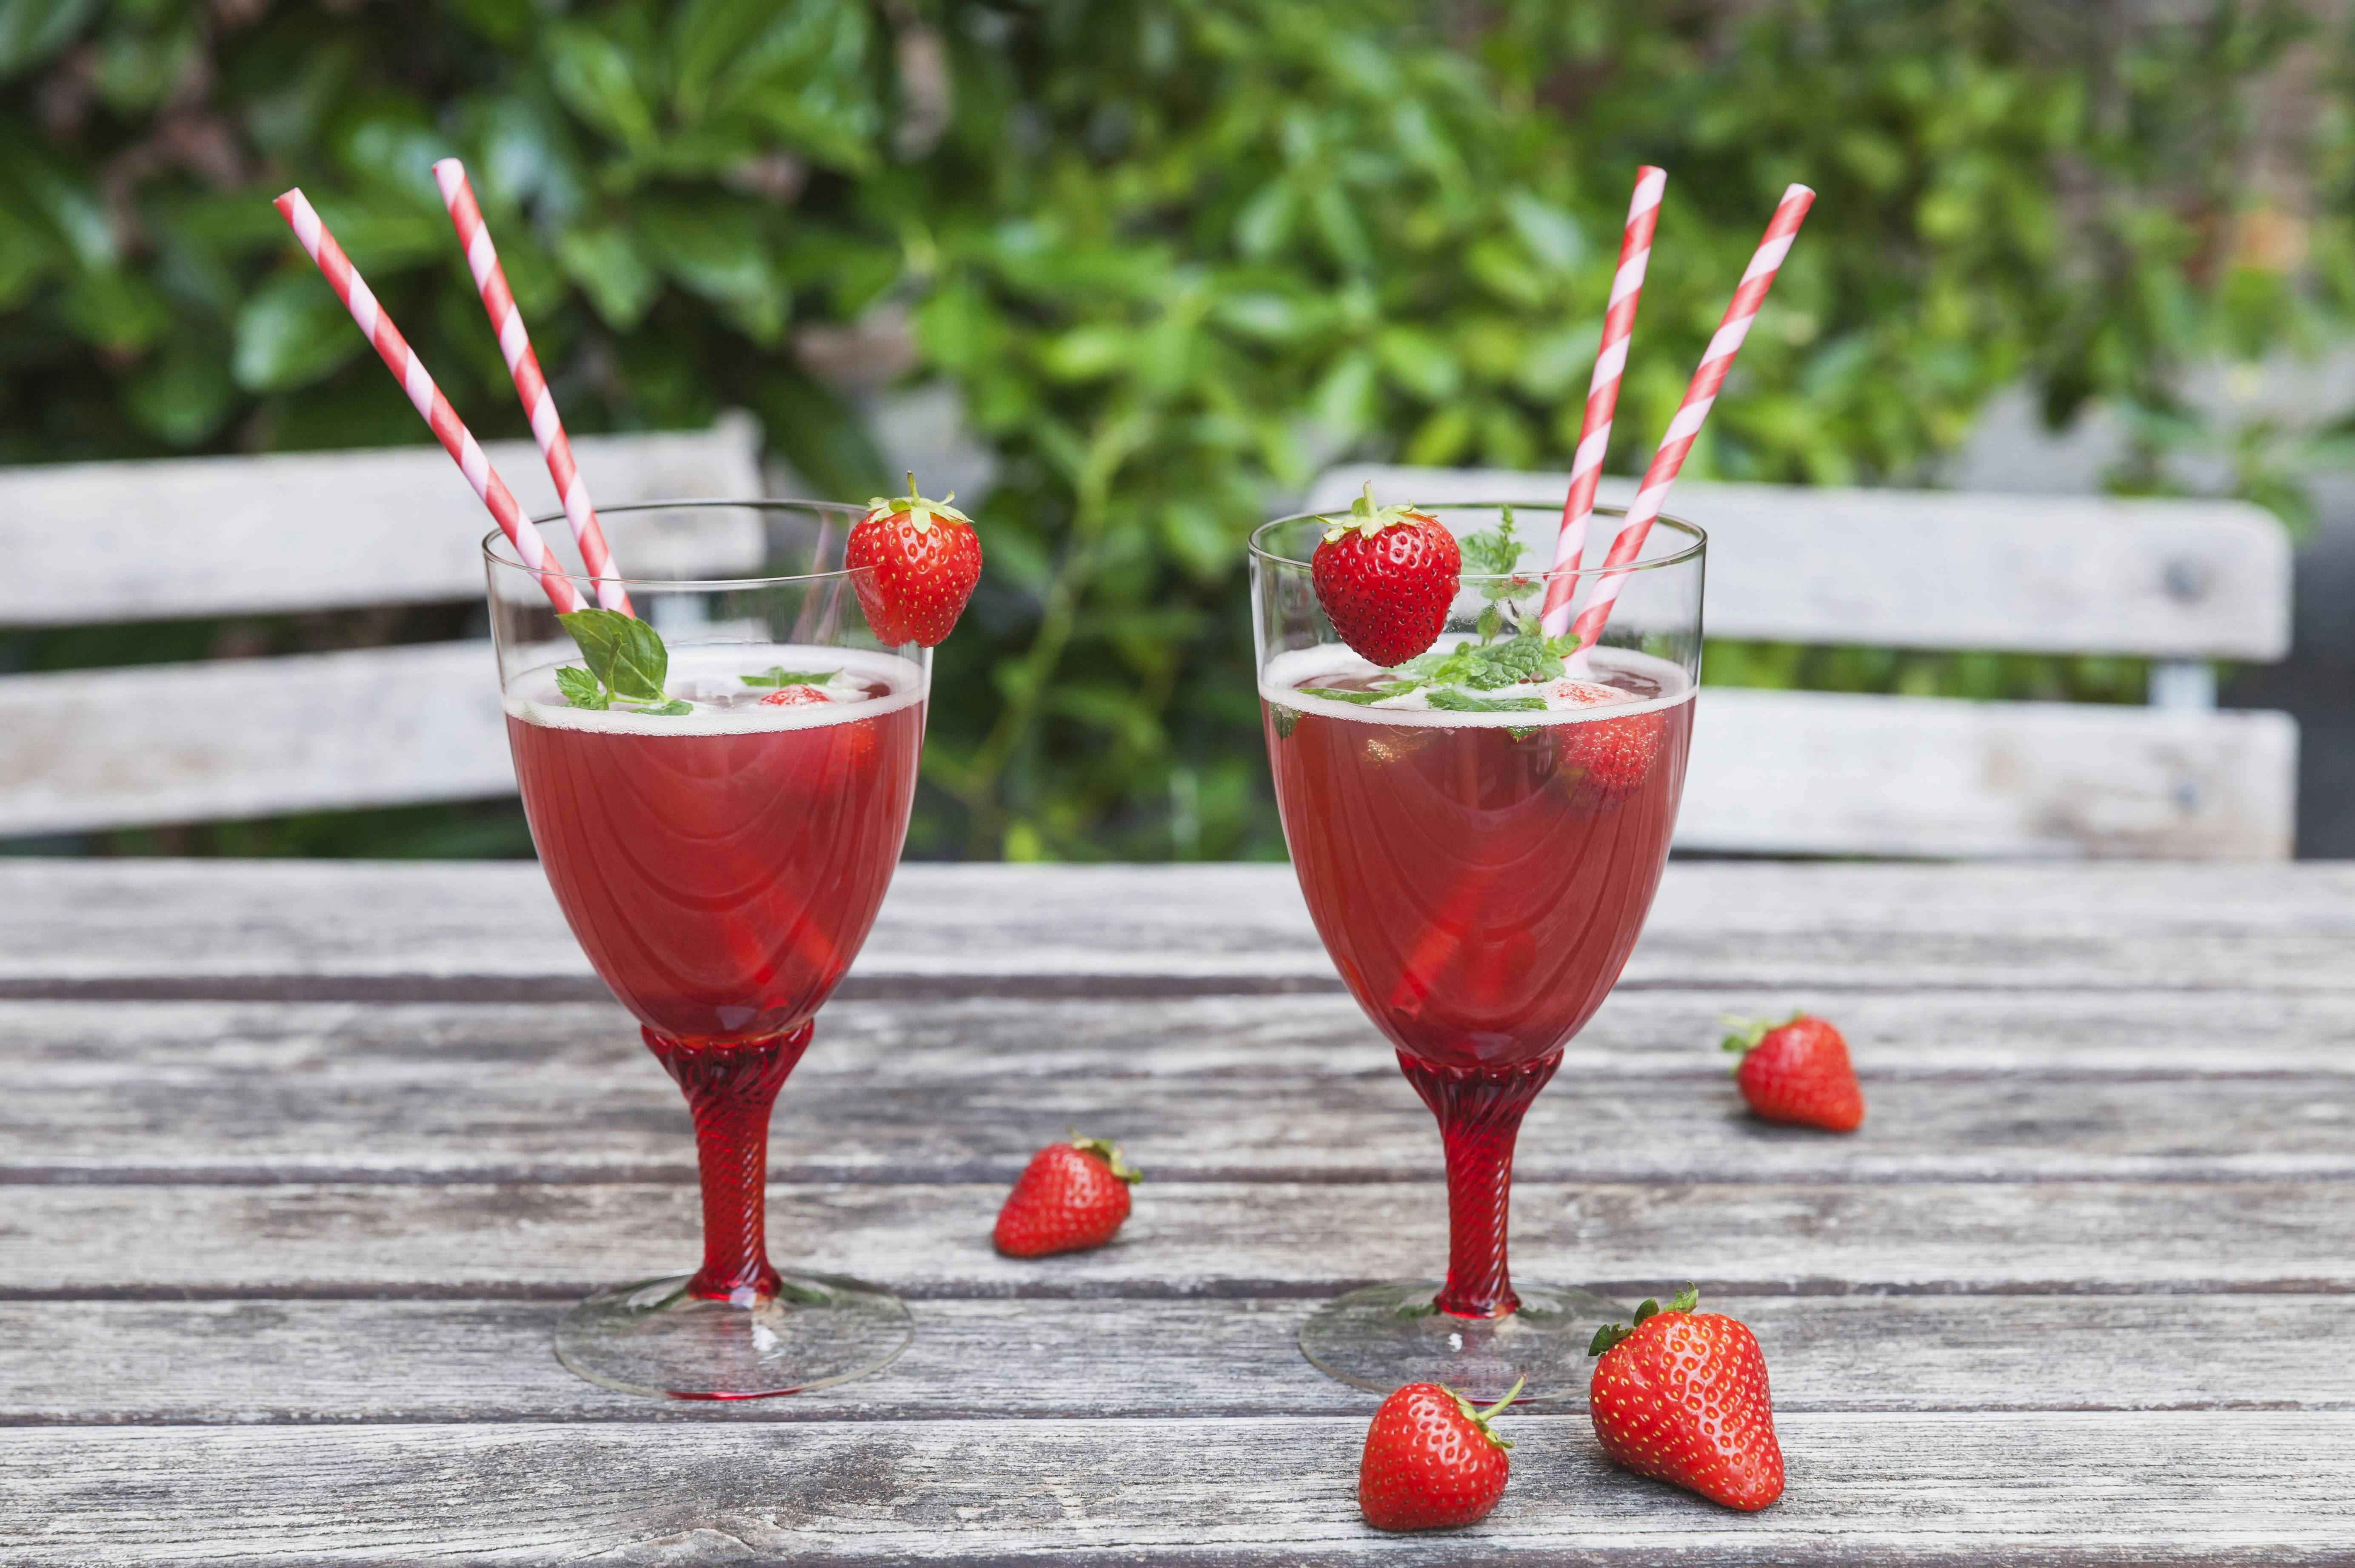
top-left (509, 691), bottom-right (924, 1045)
top-left (1266, 681), bottom-right (1691, 1073)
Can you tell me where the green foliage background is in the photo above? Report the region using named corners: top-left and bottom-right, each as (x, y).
top-left (0, 0), bottom-right (2343, 858)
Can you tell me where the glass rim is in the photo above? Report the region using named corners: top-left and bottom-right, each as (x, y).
top-left (482, 497), bottom-right (872, 592)
top-left (1247, 501), bottom-right (1706, 580)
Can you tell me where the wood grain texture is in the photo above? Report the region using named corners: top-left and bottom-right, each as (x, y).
top-left (0, 642), bottom-right (514, 835)
top-left (6, 997), bottom-right (2352, 1184)
top-left (0, 417), bottom-right (764, 624)
top-left (1, 861), bottom-right (2350, 993)
top-left (6, 1414), bottom-right (2352, 1565)
top-left (6, 1295), bottom-right (2348, 1426)
top-left (7, 1179), bottom-right (2349, 1297)
top-left (1681, 687), bottom-right (2297, 860)
top-left (1307, 465), bottom-right (2294, 659)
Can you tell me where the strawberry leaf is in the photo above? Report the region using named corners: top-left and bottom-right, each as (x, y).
top-left (1668, 1283), bottom-right (1701, 1313)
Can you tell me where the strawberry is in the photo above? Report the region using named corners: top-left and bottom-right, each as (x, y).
top-left (845, 473), bottom-right (983, 647)
top-left (1589, 1286), bottom-right (1783, 1511)
top-left (993, 1135), bottom-right (1141, 1257)
top-left (1312, 484), bottom-right (1461, 667)
top-left (758, 684), bottom-right (829, 706)
top-left (1723, 1013), bottom-right (1864, 1132)
top-left (1358, 1378), bottom-right (1520, 1532)
top-left (1553, 682), bottom-right (1666, 805)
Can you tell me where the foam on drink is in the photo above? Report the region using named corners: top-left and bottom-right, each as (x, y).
top-left (1259, 642), bottom-right (1692, 727)
top-left (506, 643), bottom-right (928, 735)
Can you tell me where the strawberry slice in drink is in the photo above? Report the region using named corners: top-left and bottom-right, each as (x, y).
top-left (1551, 679), bottom-right (1666, 807)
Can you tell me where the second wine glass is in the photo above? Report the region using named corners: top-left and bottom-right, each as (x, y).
top-left (1250, 501), bottom-right (1703, 1402)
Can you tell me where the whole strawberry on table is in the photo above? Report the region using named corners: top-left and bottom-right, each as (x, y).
top-left (1358, 1377), bottom-right (1521, 1532)
top-left (1589, 1285), bottom-right (1784, 1510)
top-left (1724, 1012), bottom-right (1865, 1132)
top-left (993, 1135), bottom-right (1141, 1257)
top-left (846, 473), bottom-right (984, 648)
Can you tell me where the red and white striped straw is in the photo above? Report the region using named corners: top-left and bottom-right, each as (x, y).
top-left (432, 160), bottom-right (631, 615)
top-left (1565, 183), bottom-right (1815, 662)
top-left (1540, 165), bottom-right (1664, 639)
top-left (271, 188), bottom-right (584, 616)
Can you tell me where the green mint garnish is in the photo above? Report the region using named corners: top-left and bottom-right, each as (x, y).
top-left (1427, 688), bottom-right (1547, 713)
top-left (554, 608), bottom-right (689, 715)
top-left (1271, 705), bottom-right (1299, 739)
top-left (740, 667), bottom-right (837, 688)
top-left (1458, 505), bottom-right (1538, 640)
top-left (554, 667), bottom-right (609, 710)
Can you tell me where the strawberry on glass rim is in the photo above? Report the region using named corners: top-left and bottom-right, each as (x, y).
top-left (1312, 483), bottom-right (1462, 668)
top-left (845, 473), bottom-right (983, 647)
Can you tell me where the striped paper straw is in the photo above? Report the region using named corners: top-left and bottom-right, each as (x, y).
top-left (271, 188), bottom-right (583, 616)
top-left (1540, 165), bottom-right (1665, 639)
top-left (432, 159), bottom-right (632, 614)
top-left (1565, 182), bottom-right (1815, 662)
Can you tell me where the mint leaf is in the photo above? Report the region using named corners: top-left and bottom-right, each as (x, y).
top-left (1427, 687), bottom-right (1546, 713)
top-left (742, 667), bottom-right (836, 688)
top-left (559, 608), bottom-right (670, 703)
top-left (1459, 506), bottom-right (1522, 577)
top-left (1270, 704), bottom-right (1299, 739)
top-left (624, 698), bottom-right (693, 716)
top-left (554, 666), bottom-right (609, 710)
top-left (1305, 681), bottom-right (1415, 705)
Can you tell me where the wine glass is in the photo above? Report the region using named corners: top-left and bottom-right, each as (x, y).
top-left (1249, 500), bottom-right (1704, 1401)
top-left (484, 499), bottom-right (924, 1399)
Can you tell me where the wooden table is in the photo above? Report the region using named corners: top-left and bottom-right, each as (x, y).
top-left (4, 859), bottom-right (2352, 1563)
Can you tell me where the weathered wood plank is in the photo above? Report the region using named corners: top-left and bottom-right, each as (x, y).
top-left (1308, 465), bottom-right (2294, 659)
top-left (6, 1181), bottom-right (2350, 1297)
top-left (0, 642), bottom-right (513, 836)
top-left (7, 1413), bottom-right (2351, 1564)
top-left (1682, 687), bottom-right (2297, 860)
top-left (0, 862), bottom-right (2350, 993)
top-left (6, 998), bottom-right (2352, 1184)
top-left (4, 1295), bottom-right (2347, 1426)
top-left (0, 418), bottom-right (765, 624)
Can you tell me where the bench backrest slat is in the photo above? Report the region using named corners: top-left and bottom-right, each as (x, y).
top-left (0, 415), bottom-right (762, 624)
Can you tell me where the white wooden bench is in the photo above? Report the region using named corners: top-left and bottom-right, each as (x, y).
top-left (0, 416), bottom-right (763, 838)
top-left (1307, 466), bottom-right (2298, 860)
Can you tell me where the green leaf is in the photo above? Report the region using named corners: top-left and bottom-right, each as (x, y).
top-left (558, 224), bottom-right (660, 330)
top-left (558, 609), bottom-right (669, 703)
top-left (547, 23), bottom-right (657, 148)
top-left (554, 666), bottom-right (609, 710)
top-left (0, 0), bottom-right (100, 77)
top-left (1426, 688), bottom-right (1546, 713)
top-left (1667, 1283), bottom-right (1701, 1313)
top-left (125, 330), bottom-right (234, 447)
top-left (741, 667), bottom-right (835, 687)
top-left (1270, 704), bottom-right (1298, 740)
top-left (232, 272), bottom-right (366, 392)
top-left (627, 698), bottom-right (693, 716)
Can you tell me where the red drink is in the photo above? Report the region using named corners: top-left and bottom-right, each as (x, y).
top-left (506, 648), bottom-right (925, 1044)
top-left (1264, 648), bottom-right (1692, 1072)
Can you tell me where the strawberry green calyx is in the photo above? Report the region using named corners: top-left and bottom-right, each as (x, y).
top-left (1720, 1012), bottom-right (1804, 1060)
top-left (1070, 1133), bottom-right (1142, 1185)
top-left (1588, 1284), bottom-right (1702, 1355)
top-left (865, 472), bottom-right (972, 535)
top-left (1319, 481), bottom-right (1430, 542)
top-left (1443, 1377), bottom-right (1524, 1450)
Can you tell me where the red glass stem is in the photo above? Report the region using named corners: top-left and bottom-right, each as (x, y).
top-left (643, 1023), bottom-right (813, 1303)
top-left (1399, 1049), bottom-right (1562, 1319)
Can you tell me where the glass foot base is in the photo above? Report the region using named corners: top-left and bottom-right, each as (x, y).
top-left (1299, 1280), bottom-right (1630, 1404)
top-left (554, 1271), bottom-right (911, 1399)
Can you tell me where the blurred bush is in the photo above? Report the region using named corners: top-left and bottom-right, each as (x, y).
top-left (0, 0), bottom-right (2341, 858)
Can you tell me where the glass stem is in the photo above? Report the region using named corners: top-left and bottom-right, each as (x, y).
top-left (643, 1023), bottom-right (814, 1303)
top-left (1398, 1049), bottom-right (1562, 1319)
